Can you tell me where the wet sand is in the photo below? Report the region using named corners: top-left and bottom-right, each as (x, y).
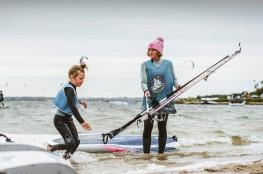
top-left (203, 160), bottom-right (263, 174)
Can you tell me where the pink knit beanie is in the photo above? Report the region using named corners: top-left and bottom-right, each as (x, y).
top-left (148, 37), bottom-right (164, 54)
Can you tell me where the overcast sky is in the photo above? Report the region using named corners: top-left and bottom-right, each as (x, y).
top-left (0, 0), bottom-right (262, 97)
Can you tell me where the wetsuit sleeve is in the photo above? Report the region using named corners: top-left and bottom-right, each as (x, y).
top-left (141, 62), bottom-right (148, 92)
top-left (64, 87), bottom-right (85, 124)
top-left (170, 61), bottom-right (180, 88)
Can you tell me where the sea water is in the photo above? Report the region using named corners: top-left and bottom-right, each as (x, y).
top-left (1, 98), bottom-right (263, 173)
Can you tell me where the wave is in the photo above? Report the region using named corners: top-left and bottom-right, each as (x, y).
top-left (178, 135), bottom-right (259, 147)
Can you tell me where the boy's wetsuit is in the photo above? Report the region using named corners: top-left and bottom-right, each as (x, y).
top-left (52, 83), bottom-right (84, 155)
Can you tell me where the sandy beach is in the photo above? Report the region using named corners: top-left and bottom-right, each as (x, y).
top-left (202, 160), bottom-right (263, 174)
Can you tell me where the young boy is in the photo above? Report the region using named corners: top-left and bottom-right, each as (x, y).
top-left (47, 64), bottom-right (91, 159)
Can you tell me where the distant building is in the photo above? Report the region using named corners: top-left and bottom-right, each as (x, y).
top-left (260, 93), bottom-right (263, 99)
top-left (229, 93), bottom-right (245, 106)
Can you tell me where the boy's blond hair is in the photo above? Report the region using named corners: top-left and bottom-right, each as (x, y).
top-left (68, 64), bottom-right (87, 78)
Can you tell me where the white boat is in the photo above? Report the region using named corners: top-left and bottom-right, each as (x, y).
top-left (0, 134), bottom-right (77, 174)
top-left (200, 97), bottom-right (219, 105)
top-left (50, 133), bottom-right (179, 153)
top-left (108, 101), bottom-right (129, 106)
top-left (201, 100), bottom-right (218, 105)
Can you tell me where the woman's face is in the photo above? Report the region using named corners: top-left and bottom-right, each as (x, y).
top-left (70, 71), bottom-right (85, 87)
top-left (148, 48), bottom-right (160, 61)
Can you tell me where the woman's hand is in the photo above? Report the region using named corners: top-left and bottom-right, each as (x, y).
top-left (144, 90), bottom-right (151, 97)
top-left (79, 100), bottom-right (87, 108)
top-left (81, 121), bottom-right (92, 131)
top-left (176, 85), bottom-right (181, 90)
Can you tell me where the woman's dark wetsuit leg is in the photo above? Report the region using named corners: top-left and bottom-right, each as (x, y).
top-left (52, 115), bottom-right (80, 155)
top-left (157, 114), bottom-right (168, 153)
top-left (143, 114), bottom-right (168, 154)
top-left (143, 118), bottom-right (154, 153)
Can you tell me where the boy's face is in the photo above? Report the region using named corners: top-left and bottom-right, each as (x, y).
top-left (70, 71), bottom-right (85, 87)
top-left (148, 48), bottom-right (160, 60)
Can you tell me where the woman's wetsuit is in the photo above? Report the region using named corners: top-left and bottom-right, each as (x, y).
top-left (141, 59), bottom-right (179, 154)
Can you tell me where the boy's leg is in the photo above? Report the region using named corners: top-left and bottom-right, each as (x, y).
top-left (66, 119), bottom-right (80, 154)
top-left (50, 116), bottom-right (76, 153)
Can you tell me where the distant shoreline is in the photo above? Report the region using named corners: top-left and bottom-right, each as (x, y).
top-left (3, 97), bottom-right (263, 105)
top-left (175, 101), bottom-right (263, 105)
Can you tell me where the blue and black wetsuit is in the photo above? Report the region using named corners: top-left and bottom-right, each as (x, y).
top-left (51, 82), bottom-right (84, 156)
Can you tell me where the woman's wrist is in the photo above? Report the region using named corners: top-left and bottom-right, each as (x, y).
top-left (144, 89), bottom-right (149, 94)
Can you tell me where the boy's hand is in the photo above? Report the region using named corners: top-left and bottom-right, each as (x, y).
top-left (79, 101), bottom-right (87, 108)
top-left (81, 121), bottom-right (91, 131)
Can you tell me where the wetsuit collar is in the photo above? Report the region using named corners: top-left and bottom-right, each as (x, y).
top-left (68, 82), bottom-right (76, 90)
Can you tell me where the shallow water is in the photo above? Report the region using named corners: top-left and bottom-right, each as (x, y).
top-left (1, 98), bottom-right (263, 173)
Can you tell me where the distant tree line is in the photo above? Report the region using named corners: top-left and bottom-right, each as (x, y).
top-left (250, 82), bottom-right (263, 96)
